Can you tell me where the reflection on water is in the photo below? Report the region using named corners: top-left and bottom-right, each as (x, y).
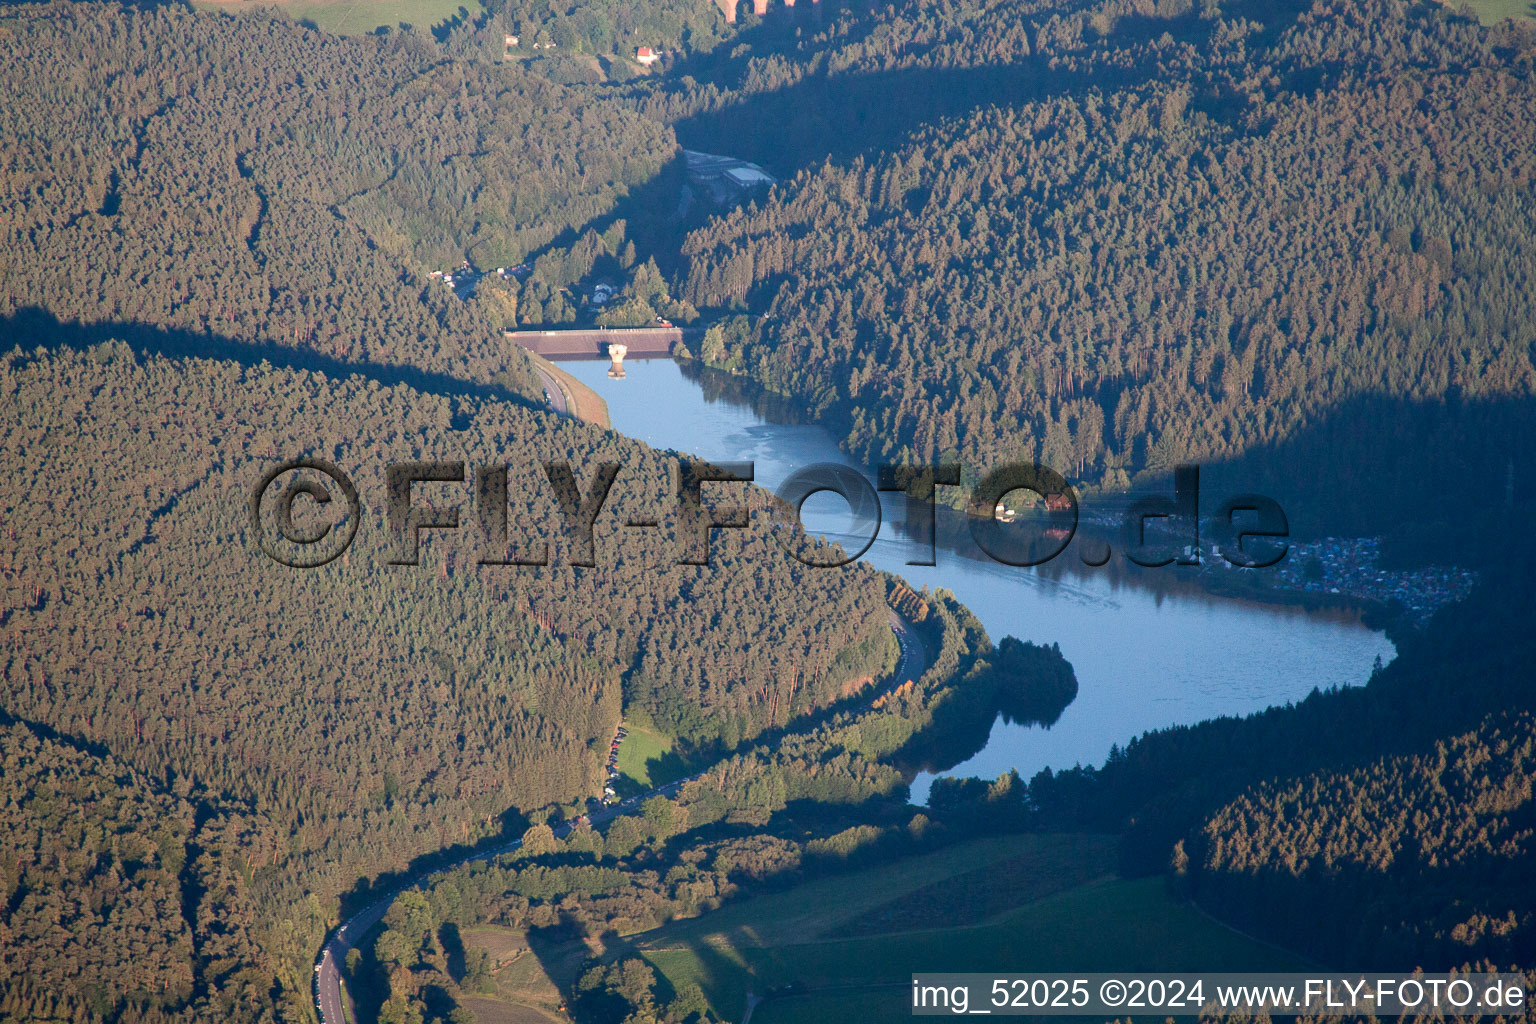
top-left (566, 358), bottom-right (1397, 803)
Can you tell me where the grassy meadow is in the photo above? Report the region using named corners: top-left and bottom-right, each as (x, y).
top-left (615, 722), bottom-right (683, 792)
top-left (458, 925), bottom-right (584, 1024)
top-left (626, 833), bottom-right (1305, 1024)
top-left (1446, 0), bottom-right (1535, 23)
top-left (197, 0), bottom-right (483, 37)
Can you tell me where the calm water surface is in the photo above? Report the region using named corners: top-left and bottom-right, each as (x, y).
top-left (566, 359), bottom-right (1397, 802)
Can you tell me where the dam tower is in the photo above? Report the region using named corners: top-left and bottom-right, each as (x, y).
top-left (607, 343), bottom-right (628, 379)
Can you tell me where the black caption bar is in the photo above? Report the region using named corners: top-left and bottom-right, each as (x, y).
top-left (910, 973), bottom-right (1528, 1016)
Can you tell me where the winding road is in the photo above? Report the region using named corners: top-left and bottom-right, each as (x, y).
top-left (313, 612), bottom-right (926, 1024)
top-left (533, 365), bottom-right (569, 416)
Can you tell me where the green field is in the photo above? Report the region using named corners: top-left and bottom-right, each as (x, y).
top-left (197, 0), bottom-right (483, 36)
top-left (1444, 0), bottom-right (1535, 22)
top-left (456, 995), bottom-right (566, 1024)
top-left (625, 834), bottom-right (1306, 1024)
top-left (458, 925), bottom-right (582, 1023)
top-left (615, 722), bottom-right (683, 792)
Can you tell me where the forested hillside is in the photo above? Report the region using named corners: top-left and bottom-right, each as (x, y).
top-left (7, 0), bottom-right (1533, 1019)
top-left (1009, 543), bottom-right (1536, 967)
top-left (1195, 710), bottom-right (1534, 967)
top-left (0, 1), bottom-right (671, 389)
top-left (341, 590), bottom-right (1076, 1024)
top-left (671, 0), bottom-right (1536, 535)
top-left (0, 716), bottom-right (285, 1023)
top-left (0, 5), bottom-right (912, 1019)
top-left (0, 335), bottom-right (898, 1019)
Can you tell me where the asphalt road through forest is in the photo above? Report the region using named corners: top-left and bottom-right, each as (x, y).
top-left (533, 365), bottom-right (569, 415)
top-left (313, 610), bottom-right (926, 1023)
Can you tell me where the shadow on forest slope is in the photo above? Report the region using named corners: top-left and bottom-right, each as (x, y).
top-left (1196, 391), bottom-right (1536, 566)
top-left (0, 308), bottom-right (574, 916)
top-left (0, 306), bottom-right (544, 419)
top-left (667, 0), bottom-right (1316, 176)
top-left (1190, 835), bottom-right (1536, 968)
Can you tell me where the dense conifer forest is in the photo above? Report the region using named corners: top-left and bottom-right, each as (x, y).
top-left (0, 6), bottom-right (906, 1017)
top-left (5, 0), bottom-right (1535, 1020)
top-left (0, 1), bottom-right (671, 388)
top-left (0, 336), bottom-right (898, 1020)
top-left (667, 0), bottom-right (1536, 538)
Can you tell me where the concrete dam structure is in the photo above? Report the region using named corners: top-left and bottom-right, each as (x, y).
top-left (504, 326), bottom-right (684, 361)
